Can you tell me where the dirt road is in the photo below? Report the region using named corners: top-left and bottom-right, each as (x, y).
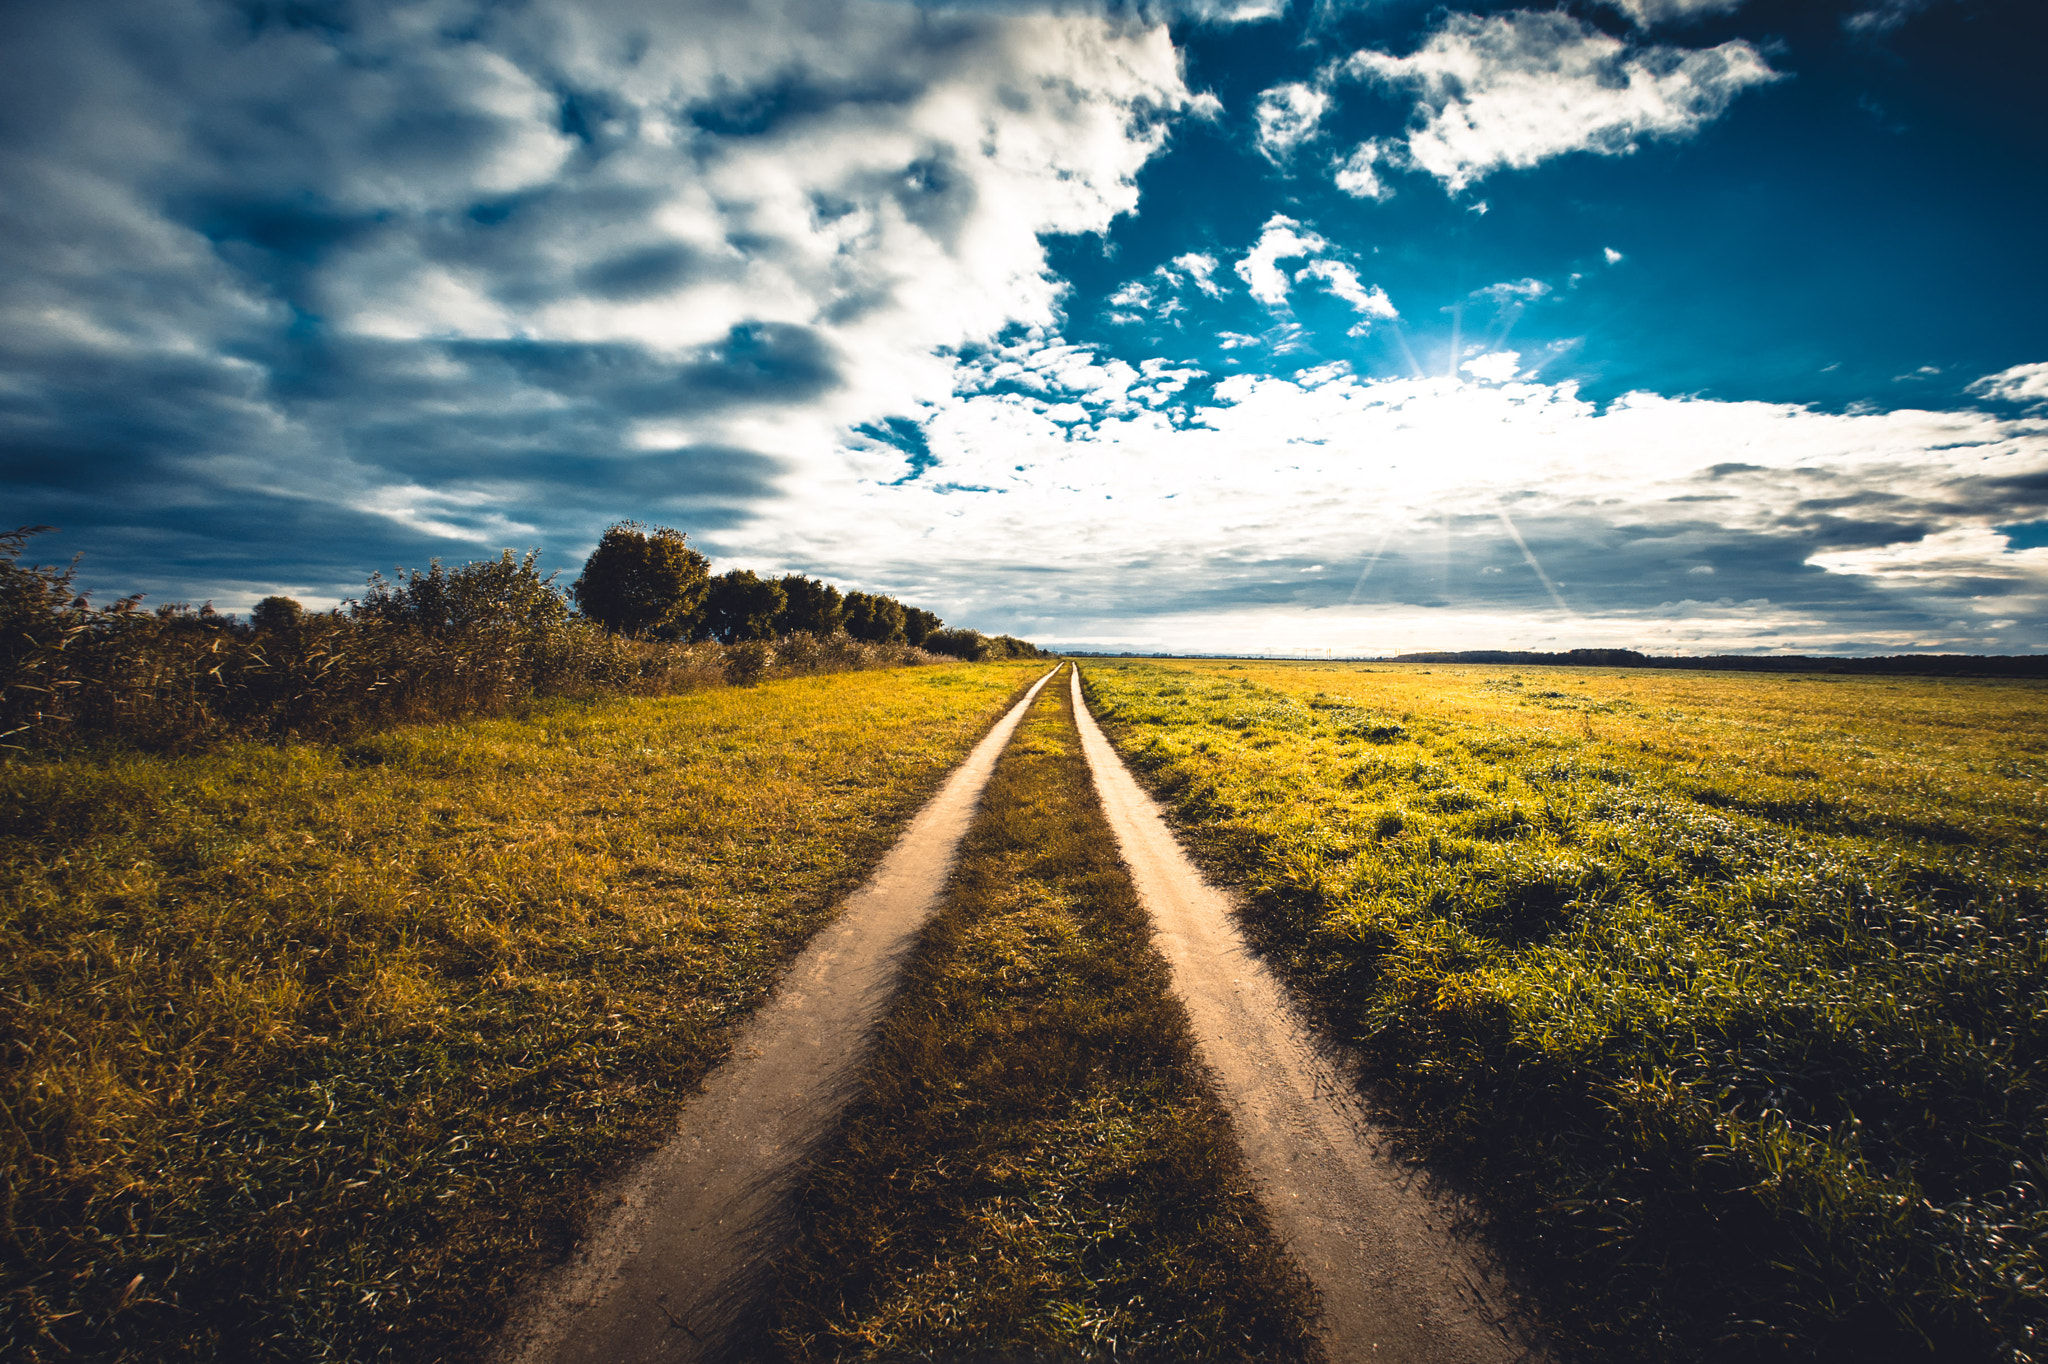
top-left (493, 665), bottom-right (1063, 1364)
top-left (1068, 665), bottom-right (1544, 1364)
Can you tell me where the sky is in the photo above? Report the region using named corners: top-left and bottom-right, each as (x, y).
top-left (3, 0), bottom-right (2045, 656)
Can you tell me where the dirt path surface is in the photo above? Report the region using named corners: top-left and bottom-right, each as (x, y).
top-left (493, 665), bottom-right (1063, 1364)
top-left (1069, 666), bottom-right (1544, 1364)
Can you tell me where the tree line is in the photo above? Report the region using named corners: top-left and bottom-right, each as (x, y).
top-left (251, 521), bottom-right (1040, 662)
top-left (1, 523), bottom-right (1046, 752)
top-left (567, 521), bottom-right (999, 657)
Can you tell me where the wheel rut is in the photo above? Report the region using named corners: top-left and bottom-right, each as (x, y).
top-left (1068, 665), bottom-right (1547, 1364)
top-left (499, 660), bottom-right (1543, 1363)
top-left (493, 665), bottom-right (1062, 1364)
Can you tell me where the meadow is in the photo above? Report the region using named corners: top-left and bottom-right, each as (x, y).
top-left (1081, 660), bottom-right (2048, 1362)
top-left (0, 661), bottom-right (1046, 1362)
top-left (766, 673), bottom-right (1317, 1360)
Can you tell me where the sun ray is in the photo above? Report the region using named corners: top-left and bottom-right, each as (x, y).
top-left (1495, 504), bottom-right (1575, 617)
top-left (1345, 525), bottom-right (1393, 605)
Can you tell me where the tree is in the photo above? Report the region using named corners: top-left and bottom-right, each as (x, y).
top-left (776, 575), bottom-right (844, 636)
top-left (249, 596), bottom-right (304, 631)
top-left (699, 570), bottom-right (787, 643)
top-left (842, 590), bottom-right (906, 644)
top-left (902, 607), bottom-right (942, 647)
top-left (571, 522), bottom-right (709, 638)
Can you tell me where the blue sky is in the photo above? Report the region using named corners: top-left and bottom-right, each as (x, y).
top-left (3, 0), bottom-right (2044, 654)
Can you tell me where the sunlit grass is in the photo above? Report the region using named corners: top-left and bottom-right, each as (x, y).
top-left (1083, 659), bottom-right (2048, 1363)
top-left (767, 673), bottom-right (1317, 1361)
top-left (0, 661), bottom-right (1046, 1363)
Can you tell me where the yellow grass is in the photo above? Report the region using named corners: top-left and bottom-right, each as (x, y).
top-left (1083, 659), bottom-right (2048, 1362)
top-left (0, 661), bottom-right (1046, 1362)
top-left (767, 673), bottom-right (1317, 1361)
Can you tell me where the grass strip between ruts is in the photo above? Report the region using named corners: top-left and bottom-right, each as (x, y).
top-left (762, 667), bottom-right (1321, 1361)
top-left (0, 661), bottom-right (1047, 1363)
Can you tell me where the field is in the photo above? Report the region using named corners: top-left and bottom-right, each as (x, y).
top-left (0, 661), bottom-right (1046, 1363)
top-left (1081, 660), bottom-right (2048, 1362)
top-left (764, 673), bottom-right (1317, 1360)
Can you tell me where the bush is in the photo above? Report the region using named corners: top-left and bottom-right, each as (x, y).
top-left (0, 532), bottom-right (959, 754)
top-left (924, 628), bottom-right (1051, 662)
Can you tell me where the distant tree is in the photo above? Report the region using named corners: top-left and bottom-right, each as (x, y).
top-left (699, 570), bottom-right (788, 644)
top-left (923, 627), bottom-right (985, 661)
top-left (249, 596), bottom-right (304, 631)
top-left (902, 607), bottom-right (943, 647)
top-left (357, 550), bottom-right (567, 634)
top-left (571, 522), bottom-right (709, 638)
top-left (776, 575), bottom-right (844, 636)
top-left (842, 590), bottom-right (907, 644)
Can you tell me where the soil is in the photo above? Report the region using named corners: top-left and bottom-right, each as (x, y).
top-left (494, 661), bottom-right (1547, 1363)
top-left (491, 665), bottom-right (1064, 1364)
top-left (1068, 665), bottom-right (1548, 1364)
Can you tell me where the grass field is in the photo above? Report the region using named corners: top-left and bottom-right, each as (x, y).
top-left (765, 669), bottom-right (1319, 1361)
top-left (1081, 659), bottom-right (2048, 1363)
top-left (0, 660), bottom-right (1046, 1363)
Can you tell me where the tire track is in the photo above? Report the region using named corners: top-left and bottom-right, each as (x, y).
top-left (1068, 665), bottom-right (1545, 1364)
top-left (494, 665), bottom-right (1064, 1364)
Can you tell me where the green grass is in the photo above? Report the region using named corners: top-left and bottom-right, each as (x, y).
top-left (1082, 659), bottom-right (2048, 1363)
top-left (0, 661), bottom-right (1047, 1362)
top-left (764, 669), bottom-right (1319, 1361)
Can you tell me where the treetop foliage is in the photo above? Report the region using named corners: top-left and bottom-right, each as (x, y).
top-left (777, 575), bottom-right (844, 637)
top-left (563, 522), bottom-right (985, 656)
top-left (571, 522), bottom-right (710, 639)
top-left (700, 569), bottom-right (788, 644)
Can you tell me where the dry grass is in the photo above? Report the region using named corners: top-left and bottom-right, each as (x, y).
top-left (765, 670), bottom-right (1320, 1361)
top-left (1083, 659), bottom-right (2048, 1363)
top-left (0, 661), bottom-right (1047, 1362)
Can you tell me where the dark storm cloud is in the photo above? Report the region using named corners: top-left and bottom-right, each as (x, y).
top-left (0, 0), bottom-right (1204, 615)
top-left (457, 324), bottom-right (843, 416)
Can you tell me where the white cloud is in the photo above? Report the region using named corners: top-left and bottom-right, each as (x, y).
top-left (1845, 0), bottom-right (1932, 35)
top-left (1332, 140), bottom-right (1393, 199)
top-left (1475, 278), bottom-right (1550, 304)
top-left (3, 0), bottom-right (1207, 557)
top-left (1253, 81), bottom-right (1329, 162)
top-left (1344, 11), bottom-right (1779, 192)
top-left (1969, 361), bottom-right (2048, 410)
top-left (1604, 246), bottom-right (1625, 264)
top-left (1171, 251), bottom-right (1226, 297)
top-left (1461, 349), bottom-right (1521, 382)
top-left (1297, 259), bottom-right (1398, 332)
top-left (1599, 0), bottom-right (1747, 26)
top-left (1234, 215), bottom-right (1329, 307)
top-left (1809, 527), bottom-right (2048, 582)
top-left (810, 343), bottom-right (2048, 652)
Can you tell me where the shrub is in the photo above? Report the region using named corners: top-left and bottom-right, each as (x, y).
top-left (0, 532), bottom-right (965, 754)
